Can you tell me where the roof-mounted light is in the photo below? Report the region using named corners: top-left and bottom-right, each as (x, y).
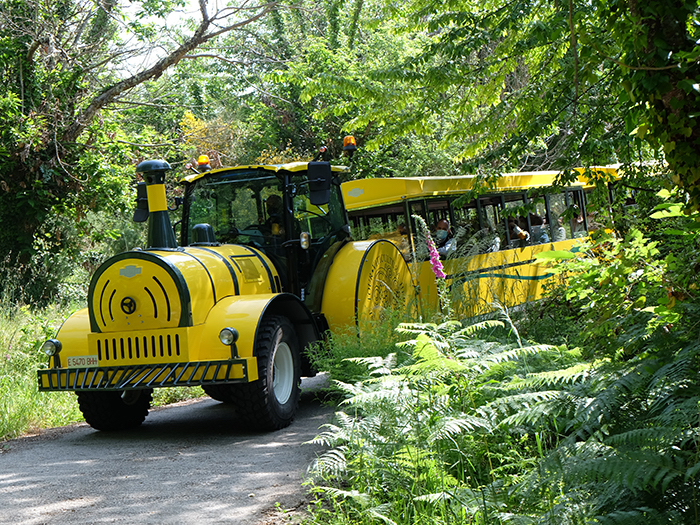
top-left (198, 155), bottom-right (211, 172)
top-left (343, 135), bottom-right (357, 152)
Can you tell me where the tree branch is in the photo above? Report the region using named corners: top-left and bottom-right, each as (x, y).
top-left (62, 1), bottom-right (277, 144)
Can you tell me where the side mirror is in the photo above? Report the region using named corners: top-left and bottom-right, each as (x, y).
top-left (308, 162), bottom-right (332, 206)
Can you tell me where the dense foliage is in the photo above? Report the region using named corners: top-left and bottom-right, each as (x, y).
top-left (306, 213), bottom-right (700, 523)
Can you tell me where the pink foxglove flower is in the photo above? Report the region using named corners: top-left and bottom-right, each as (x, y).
top-left (426, 234), bottom-right (446, 279)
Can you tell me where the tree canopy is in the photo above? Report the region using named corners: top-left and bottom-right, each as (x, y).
top-left (0, 0), bottom-right (699, 300)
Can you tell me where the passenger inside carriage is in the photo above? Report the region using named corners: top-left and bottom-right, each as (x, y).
top-left (433, 219), bottom-right (457, 259)
top-left (529, 213), bottom-right (550, 244)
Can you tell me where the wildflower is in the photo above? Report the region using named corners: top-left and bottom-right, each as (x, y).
top-left (412, 214), bottom-right (452, 319)
top-left (426, 233), bottom-right (446, 279)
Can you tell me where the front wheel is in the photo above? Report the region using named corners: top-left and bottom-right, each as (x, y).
top-left (76, 389), bottom-right (152, 431)
top-left (231, 315), bottom-right (301, 430)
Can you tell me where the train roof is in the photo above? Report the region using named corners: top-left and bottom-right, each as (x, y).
top-left (342, 166), bottom-right (619, 211)
top-left (181, 162), bottom-right (349, 184)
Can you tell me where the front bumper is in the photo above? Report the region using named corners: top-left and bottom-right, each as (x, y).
top-left (37, 358), bottom-right (254, 392)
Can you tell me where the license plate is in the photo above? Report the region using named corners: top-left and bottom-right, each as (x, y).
top-left (66, 355), bottom-right (99, 368)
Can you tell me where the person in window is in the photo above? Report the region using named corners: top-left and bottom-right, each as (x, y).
top-left (264, 194), bottom-right (284, 235)
top-left (529, 213), bottom-right (550, 243)
top-left (572, 212), bottom-right (586, 238)
top-left (434, 219), bottom-right (457, 258)
top-left (553, 216), bottom-right (567, 241)
top-left (509, 219), bottom-right (530, 244)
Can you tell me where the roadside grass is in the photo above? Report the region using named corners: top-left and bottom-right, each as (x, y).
top-left (0, 304), bottom-right (83, 440)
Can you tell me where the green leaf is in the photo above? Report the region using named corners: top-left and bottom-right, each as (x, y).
top-left (535, 250), bottom-right (576, 261)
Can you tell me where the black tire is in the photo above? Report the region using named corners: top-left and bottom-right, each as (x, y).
top-left (203, 384), bottom-right (235, 403)
top-left (76, 389), bottom-right (152, 431)
top-left (230, 315), bottom-right (301, 430)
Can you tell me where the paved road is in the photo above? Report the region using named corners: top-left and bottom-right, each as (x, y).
top-left (0, 377), bottom-right (333, 525)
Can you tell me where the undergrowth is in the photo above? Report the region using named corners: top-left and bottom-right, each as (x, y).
top-left (306, 316), bottom-right (700, 524)
top-left (305, 224), bottom-right (700, 524)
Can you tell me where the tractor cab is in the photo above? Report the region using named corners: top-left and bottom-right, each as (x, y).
top-left (179, 161), bottom-right (351, 320)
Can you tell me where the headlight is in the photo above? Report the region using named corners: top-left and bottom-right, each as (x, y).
top-left (219, 327), bottom-right (239, 346)
top-left (42, 339), bottom-right (62, 356)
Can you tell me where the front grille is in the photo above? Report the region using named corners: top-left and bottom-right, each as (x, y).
top-left (95, 333), bottom-right (182, 362)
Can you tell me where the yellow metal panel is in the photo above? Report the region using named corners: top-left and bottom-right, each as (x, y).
top-left (146, 184), bottom-right (168, 212)
top-left (199, 293), bottom-right (276, 367)
top-left (91, 257), bottom-right (185, 331)
top-left (355, 240), bottom-right (416, 327)
top-left (150, 250), bottom-right (215, 326)
top-left (55, 308), bottom-right (91, 356)
top-left (415, 238), bottom-right (580, 318)
top-left (181, 247), bottom-right (237, 300)
top-left (88, 327), bottom-right (192, 365)
top-left (321, 241), bottom-right (372, 332)
top-left (321, 240), bottom-right (416, 334)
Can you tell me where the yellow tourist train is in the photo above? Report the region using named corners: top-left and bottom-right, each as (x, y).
top-left (36, 140), bottom-right (615, 432)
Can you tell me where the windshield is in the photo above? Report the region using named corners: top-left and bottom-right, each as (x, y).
top-left (182, 168), bottom-right (348, 249)
top-left (290, 173), bottom-right (346, 242)
top-left (184, 170), bottom-right (283, 247)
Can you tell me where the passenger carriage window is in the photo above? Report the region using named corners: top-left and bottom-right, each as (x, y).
top-left (528, 196), bottom-right (550, 245)
top-left (450, 199), bottom-right (481, 257)
top-left (476, 196), bottom-right (506, 252)
top-left (407, 201), bottom-right (430, 260)
top-left (547, 193), bottom-right (571, 241)
top-left (347, 203), bottom-right (410, 258)
top-left (503, 194), bottom-right (529, 249)
top-left (568, 190), bottom-right (588, 237)
top-left (426, 199), bottom-right (451, 230)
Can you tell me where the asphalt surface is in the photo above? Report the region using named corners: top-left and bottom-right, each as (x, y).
top-left (0, 375), bottom-right (334, 525)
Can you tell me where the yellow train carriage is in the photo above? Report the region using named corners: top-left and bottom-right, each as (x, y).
top-left (342, 167), bottom-right (617, 317)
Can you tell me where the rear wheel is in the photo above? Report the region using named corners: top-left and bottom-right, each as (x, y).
top-left (230, 315), bottom-right (301, 430)
top-left (76, 389), bottom-right (152, 431)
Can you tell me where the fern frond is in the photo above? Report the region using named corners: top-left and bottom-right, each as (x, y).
top-left (596, 507), bottom-right (666, 525)
top-left (487, 391), bottom-right (562, 429)
top-left (315, 485), bottom-right (372, 507)
top-left (520, 363), bottom-right (592, 388)
top-left (428, 415), bottom-right (493, 442)
top-left (395, 322), bottom-right (439, 336)
top-left (414, 491), bottom-right (451, 503)
top-left (435, 320), bottom-right (463, 333)
top-left (367, 503), bottom-right (399, 525)
top-left (604, 426), bottom-right (688, 450)
top-left (308, 447), bottom-right (349, 478)
top-left (493, 512), bottom-right (536, 524)
top-left (345, 353), bottom-right (397, 376)
top-left (340, 378), bottom-right (411, 407)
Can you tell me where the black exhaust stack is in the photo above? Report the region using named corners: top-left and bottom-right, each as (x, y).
top-left (136, 160), bottom-right (178, 249)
